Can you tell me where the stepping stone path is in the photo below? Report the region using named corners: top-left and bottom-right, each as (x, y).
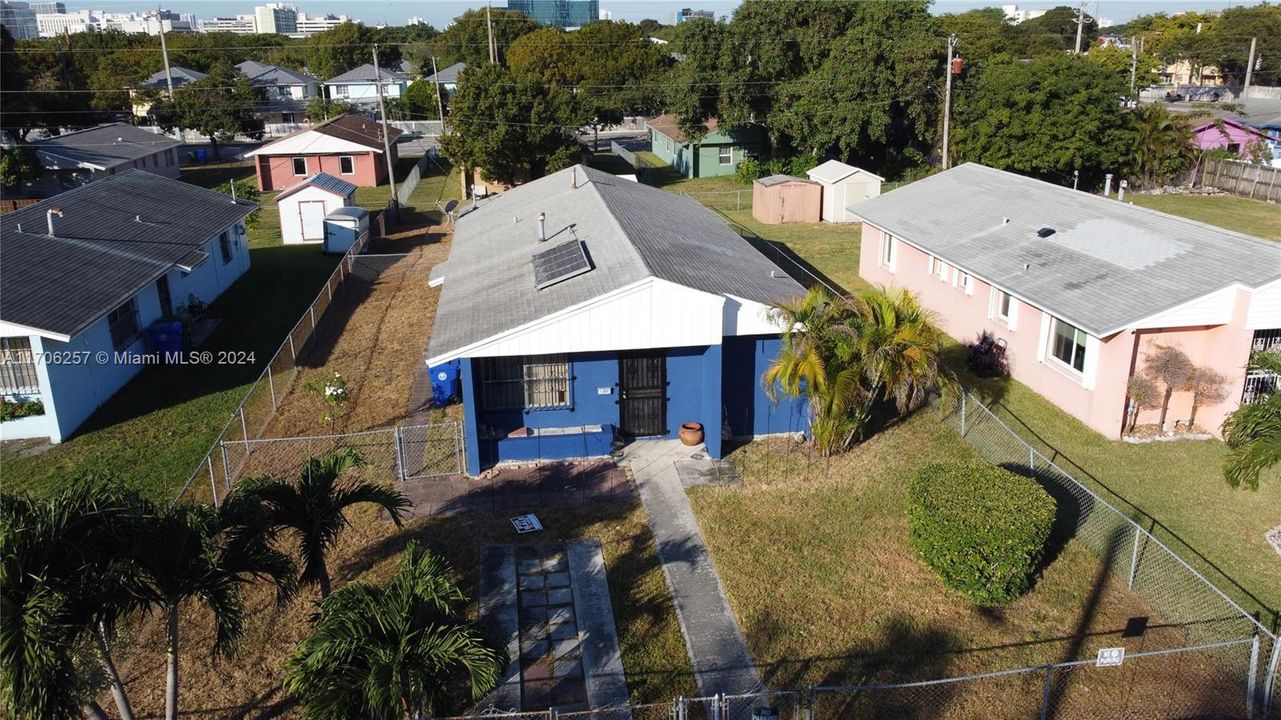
top-left (516, 544), bottom-right (589, 709)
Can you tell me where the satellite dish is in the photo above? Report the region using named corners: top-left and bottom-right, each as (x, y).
top-left (443, 199), bottom-right (458, 214)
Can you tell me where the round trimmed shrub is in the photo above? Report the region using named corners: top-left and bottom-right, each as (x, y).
top-left (907, 460), bottom-right (1056, 606)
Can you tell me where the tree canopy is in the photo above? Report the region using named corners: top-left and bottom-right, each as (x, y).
top-left (152, 63), bottom-right (264, 152)
top-left (428, 8), bottom-right (539, 67)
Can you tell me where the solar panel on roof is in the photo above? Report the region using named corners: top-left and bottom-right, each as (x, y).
top-left (532, 241), bottom-right (592, 290)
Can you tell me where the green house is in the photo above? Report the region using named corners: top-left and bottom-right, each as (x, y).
top-left (647, 114), bottom-right (760, 178)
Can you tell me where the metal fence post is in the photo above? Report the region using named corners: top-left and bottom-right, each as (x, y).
top-left (1246, 633), bottom-right (1259, 718)
top-left (393, 426), bottom-right (406, 481)
top-left (1039, 667), bottom-right (1053, 720)
top-left (220, 441), bottom-right (231, 491)
top-left (207, 455), bottom-right (219, 507)
top-left (1128, 527), bottom-right (1142, 589)
top-left (960, 392), bottom-right (967, 435)
top-left (288, 334), bottom-right (297, 363)
top-left (1029, 446), bottom-right (1035, 475)
top-left (267, 365), bottom-right (277, 410)
top-left (309, 305), bottom-right (317, 331)
top-left (1263, 637), bottom-right (1280, 719)
top-left (239, 407), bottom-right (250, 453)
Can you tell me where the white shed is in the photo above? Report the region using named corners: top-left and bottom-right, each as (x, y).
top-left (806, 160), bottom-right (884, 223)
top-left (275, 172), bottom-right (357, 244)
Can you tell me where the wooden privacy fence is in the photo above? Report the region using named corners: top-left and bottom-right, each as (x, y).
top-left (1200, 159), bottom-right (1281, 203)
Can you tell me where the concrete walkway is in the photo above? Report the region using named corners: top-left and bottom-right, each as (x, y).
top-left (619, 439), bottom-right (762, 697)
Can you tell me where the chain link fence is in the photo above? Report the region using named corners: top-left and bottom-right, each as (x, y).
top-left (939, 390), bottom-right (1280, 716)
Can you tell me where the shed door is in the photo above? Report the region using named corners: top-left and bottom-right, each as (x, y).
top-left (619, 353), bottom-right (667, 437)
top-left (300, 200), bottom-right (328, 241)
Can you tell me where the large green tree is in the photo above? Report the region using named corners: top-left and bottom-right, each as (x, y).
top-left (430, 8), bottom-right (539, 66)
top-left (152, 63), bottom-right (264, 157)
top-left (440, 63), bottom-right (584, 185)
top-left (304, 22), bottom-right (400, 81)
top-left (284, 542), bottom-right (501, 719)
top-left (1126, 103), bottom-right (1195, 188)
top-left (951, 54), bottom-right (1130, 184)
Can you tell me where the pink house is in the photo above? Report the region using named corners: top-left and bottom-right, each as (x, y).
top-left (244, 114), bottom-right (402, 192)
top-left (855, 164), bottom-right (1281, 439)
top-left (1190, 117), bottom-right (1271, 159)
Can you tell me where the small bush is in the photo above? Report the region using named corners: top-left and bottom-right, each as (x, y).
top-left (735, 157), bottom-right (763, 183)
top-left (735, 155), bottom-right (821, 184)
top-left (907, 460), bottom-right (1056, 606)
top-left (0, 398), bottom-right (45, 422)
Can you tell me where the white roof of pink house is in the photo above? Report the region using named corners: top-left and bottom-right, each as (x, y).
top-left (855, 163), bottom-right (1281, 337)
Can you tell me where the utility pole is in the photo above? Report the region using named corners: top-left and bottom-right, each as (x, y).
top-left (431, 55), bottom-right (445, 131)
top-left (1128, 35), bottom-right (1139, 103)
top-left (157, 3), bottom-right (174, 99)
top-left (942, 34), bottom-right (958, 170)
top-left (371, 44), bottom-right (399, 216)
top-left (1073, 2), bottom-right (1087, 55)
top-left (486, 1), bottom-right (496, 64)
top-left (1244, 36), bottom-right (1257, 92)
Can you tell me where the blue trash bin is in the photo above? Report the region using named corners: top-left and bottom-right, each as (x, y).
top-left (195, 147), bottom-right (207, 163)
top-left (146, 321), bottom-right (184, 358)
top-left (429, 361), bottom-right (460, 406)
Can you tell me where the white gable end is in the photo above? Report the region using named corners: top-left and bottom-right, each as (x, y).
top-left (244, 130), bottom-right (380, 157)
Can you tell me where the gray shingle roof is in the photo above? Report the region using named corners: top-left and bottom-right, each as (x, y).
top-left (427, 165), bottom-right (805, 361)
top-left (32, 123), bottom-right (182, 171)
top-left (0, 170), bottom-right (257, 339)
top-left (426, 62), bottom-right (466, 84)
top-left (275, 172), bottom-right (357, 200)
top-left (853, 163), bottom-right (1281, 337)
top-left (236, 60), bottom-right (317, 87)
top-left (325, 63), bottom-right (410, 85)
top-left (142, 66), bottom-right (206, 87)
top-left (756, 174), bottom-right (814, 187)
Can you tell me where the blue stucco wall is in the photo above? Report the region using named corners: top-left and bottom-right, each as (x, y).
top-left (21, 220), bottom-right (251, 443)
top-left (722, 335), bottom-right (810, 439)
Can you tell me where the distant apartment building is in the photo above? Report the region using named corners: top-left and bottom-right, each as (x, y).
top-left (0, 1), bottom-right (38, 38)
top-left (29, 1), bottom-right (63, 12)
top-left (508, 0), bottom-right (599, 28)
top-left (674, 7), bottom-right (714, 23)
top-left (198, 5), bottom-right (349, 36)
top-left (1001, 4), bottom-right (1046, 23)
top-left (35, 8), bottom-right (193, 36)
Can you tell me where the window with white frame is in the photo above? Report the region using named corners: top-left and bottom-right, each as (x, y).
top-left (339, 155), bottom-right (355, 175)
top-left (879, 233), bottom-right (895, 270)
top-left (1050, 318), bottom-right (1088, 373)
top-left (959, 272), bottom-right (974, 295)
top-left (934, 258), bottom-right (948, 281)
top-left (333, 85), bottom-right (348, 97)
top-left (718, 146), bottom-right (733, 165)
top-left (478, 355), bottom-right (571, 411)
top-left (292, 157), bottom-right (307, 175)
top-left (107, 298), bottom-right (139, 351)
top-left (996, 290), bottom-right (1013, 320)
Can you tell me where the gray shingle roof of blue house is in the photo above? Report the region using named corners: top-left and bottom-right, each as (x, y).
top-left (141, 65), bottom-right (206, 88)
top-left (426, 61), bottom-right (466, 84)
top-left (32, 123), bottom-right (182, 171)
top-left (853, 163), bottom-right (1281, 337)
top-left (235, 60), bottom-right (317, 87)
top-left (0, 170), bottom-right (257, 339)
top-left (426, 164), bottom-right (805, 361)
top-left (325, 63), bottom-right (410, 84)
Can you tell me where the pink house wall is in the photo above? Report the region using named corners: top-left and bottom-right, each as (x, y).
top-left (255, 150), bottom-right (394, 191)
top-left (1192, 122), bottom-right (1268, 157)
top-left (859, 223), bottom-right (1251, 438)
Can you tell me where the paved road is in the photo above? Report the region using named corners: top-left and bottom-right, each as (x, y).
top-left (620, 439), bottom-right (762, 697)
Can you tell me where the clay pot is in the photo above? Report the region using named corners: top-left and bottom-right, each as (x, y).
top-left (679, 422), bottom-right (704, 446)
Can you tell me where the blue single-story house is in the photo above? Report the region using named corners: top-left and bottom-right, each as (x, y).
top-left (0, 170), bottom-right (257, 443)
top-left (425, 164), bottom-right (810, 476)
top-left (646, 114), bottom-right (762, 179)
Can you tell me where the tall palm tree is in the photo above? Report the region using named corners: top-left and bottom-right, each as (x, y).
top-left (0, 484), bottom-right (147, 720)
top-left (1128, 103), bottom-right (1195, 188)
top-left (849, 286), bottom-right (957, 416)
top-left (284, 541), bottom-right (501, 719)
top-left (1222, 351), bottom-right (1281, 490)
top-left (764, 287), bottom-right (867, 455)
top-left (132, 502), bottom-right (295, 720)
top-left (230, 449), bottom-right (411, 597)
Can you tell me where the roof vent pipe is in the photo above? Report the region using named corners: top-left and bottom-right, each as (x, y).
top-left (135, 214), bottom-right (142, 222)
top-left (571, 167), bottom-right (577, 189)
top-left (1118, 179), bottom-right (1128, 202)
top-left (1002, 217), bottom-right (1010, 225)
top-left (47, 208), bottom-right (63, 237)
top-left (537, 212), bottom-right (547, 241)
top-left (1104, 173), bottom-right (1113, 198)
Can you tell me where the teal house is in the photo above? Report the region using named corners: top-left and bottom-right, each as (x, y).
top-left (647, 114), bottom-right (759, 179)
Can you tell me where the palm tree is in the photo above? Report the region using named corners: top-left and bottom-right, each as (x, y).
top-left (230, 449), bottom-right (411, 597)
top-left (764, 287), bottom-right (867, 455)
top-left (284, 541), bottom-right (501, 719)
top-left (1128, 104), bottom-right (1195, 188)
top-left (1222, 351), bottom-right (1281, 490)
top-left (1144, 344), bottom-right (1193, 432)
top-left (0, 484), bottom-right (147, 720)
top-left (132, 502), bottom-right (295, 720)
top-left (849, 286), bottom-right (957, 417)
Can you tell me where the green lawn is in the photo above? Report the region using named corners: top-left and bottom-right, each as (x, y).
top-left (0, 158), bottom-right (449, 502)
top-left (1131, 193), bottom-right (1281, 242)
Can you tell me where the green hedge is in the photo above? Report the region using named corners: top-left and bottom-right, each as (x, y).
top-left (0, 398), bottom-right (44, 422)
top-left (907, 460), bottom-right (1056, 606)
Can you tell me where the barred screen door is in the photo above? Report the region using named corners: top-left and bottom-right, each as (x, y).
top-left (619, 353), bottom-right (666, 436)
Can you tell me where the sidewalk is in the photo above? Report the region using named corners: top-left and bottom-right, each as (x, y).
top-left (619, 439), bottom-right (762, 696)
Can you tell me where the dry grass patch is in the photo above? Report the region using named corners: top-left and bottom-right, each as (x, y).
top-left (692, 411), bottom-right (1208, 694)
top-left (107, 498), bottom-right (696, 717)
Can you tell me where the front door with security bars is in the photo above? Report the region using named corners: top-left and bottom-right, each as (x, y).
top-left (619, 352), bottom-right (667, 437)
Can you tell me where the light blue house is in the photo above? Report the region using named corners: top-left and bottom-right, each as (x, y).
top-left (325, 63), bottom-right (410, 107)
top-left (0, 170), bottom-right (257, 443)
top-left (425, 165), bottom-right (809, 476)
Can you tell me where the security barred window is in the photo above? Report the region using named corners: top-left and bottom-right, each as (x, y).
top-left (478, 355), bottom-right (570, 411)
top-left (0, 337), bottom-right (40, 395)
